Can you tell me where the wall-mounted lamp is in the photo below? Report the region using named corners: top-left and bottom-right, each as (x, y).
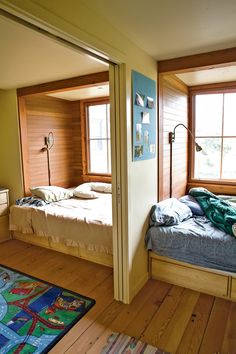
top-left (41, 132), bottom-right (54, 186)
top-left (169, 123), bottom-right (203, 198)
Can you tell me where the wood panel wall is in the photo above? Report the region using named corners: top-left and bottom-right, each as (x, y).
top-left (158, 75), bottom-right (188, 200)
top-left (20, 95), bottom-right (81, 194)
top-left (71, 101), bottom-right (83, 182)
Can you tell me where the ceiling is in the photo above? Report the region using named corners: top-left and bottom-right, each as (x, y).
top-left (1, 1), bottom-right (236, 89)
top-left (47, 84), bottom-right (109, 101)
top-left (176, 65), bottom-right (236, 86)
top-left (81, 0), bottom-right (236, 60)
top-left (0, 15), bottom-right (108, 90)
top-left (79, 0), bottom-right (236, 85)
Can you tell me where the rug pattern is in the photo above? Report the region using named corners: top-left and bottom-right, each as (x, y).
top-left (0, 264), bottom-right (95, 353)
top-left (101, 333), bottom-right (170, 354)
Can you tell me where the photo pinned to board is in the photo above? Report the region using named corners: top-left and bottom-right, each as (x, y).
top-left (147, 96), bottom-right (154, 109)
top-left (149, 144), bottom-right (156, 154)
top-left (132, 71), bottom-right (156, 161)
top-left (135, 92), bottom-right (145, 107)
top-left (136, 123), bottom-right (142, 142)
top-left (141, 111), bottom-right (150, 124)
top-left (144, 130), bottom-right (149, 146)
top-left (134, 145), bottom-right (143, 158)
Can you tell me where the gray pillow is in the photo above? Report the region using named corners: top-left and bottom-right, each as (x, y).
top-left (179, 195), bottom-right (204, 216)
top-left (150, 198), bottom-right (192, 227)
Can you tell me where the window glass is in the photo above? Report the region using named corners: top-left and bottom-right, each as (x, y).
top-left (89, 140), bottom-right (108, 173)
top-left (86, 102), bottom-right (111, 175)
top-left (195, 94), bottom-right (223, 136)
top-left (223, 93), bottom-right (236, 136)
top-left (194, 138), bottom-right (221, 179)
top-left (193, 92), bottom-right (236, 181)
top-left (88, 105), bottom-right (107, 139)
top-left (222, 138), bottom-right (236, 179)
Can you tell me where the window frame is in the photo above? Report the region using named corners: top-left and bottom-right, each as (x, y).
top-left (81, 97), bottom-right (111, 182)
top-left (189, 83), bottom-right (236, 186)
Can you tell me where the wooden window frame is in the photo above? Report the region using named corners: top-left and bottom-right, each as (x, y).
top-left (189, 82), bottom-right (236, 188)
top-left (80, 97), bottom-right (111, 183)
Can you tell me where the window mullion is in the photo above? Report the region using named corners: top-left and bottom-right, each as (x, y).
top-left (106, 104), bottom-right (110, 173)
top-left (220, 94), bottom-right (225, 179)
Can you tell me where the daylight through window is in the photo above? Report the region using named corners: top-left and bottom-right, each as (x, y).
top-left (193, 92), bottom-right (236, 181)
top-left (86, 102), bottom-right (111, 175)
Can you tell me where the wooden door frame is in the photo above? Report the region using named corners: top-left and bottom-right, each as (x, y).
top-left (0, 4), bottom-right (128, 303)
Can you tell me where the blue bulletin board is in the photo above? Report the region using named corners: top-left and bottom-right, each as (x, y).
top-left (132, 70), bottom-right (156, 161)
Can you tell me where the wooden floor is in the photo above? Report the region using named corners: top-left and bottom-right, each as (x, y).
top-left (1, 240), bottom-right (236, 354)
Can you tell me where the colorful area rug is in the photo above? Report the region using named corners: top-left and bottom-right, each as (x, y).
top-left (101, 333), bottom-right (169, 354)
top-left (0, 264), bottom-right (95, 353)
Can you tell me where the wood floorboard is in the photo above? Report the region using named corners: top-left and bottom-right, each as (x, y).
top-left (176, 293), bottom-right (215, 354)
top-left (221, 301), bottom-right (236, 353)
top-left (1, 240), bottom-right (236, 354)
top-left (198, 297), bottom-right (231, 354)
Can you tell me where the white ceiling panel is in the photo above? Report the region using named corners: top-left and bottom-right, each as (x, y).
top-left (47, 84), bottom-right (109, 101)
top-left (0, 15), bottom-right (108, 90)
top-left (176, 66), bottom-right (236, 86)
top-left (81, 0), bottom-right (236, 60)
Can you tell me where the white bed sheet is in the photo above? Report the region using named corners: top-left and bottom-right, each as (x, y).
top-left (10, 193), bottom-right (113, 254)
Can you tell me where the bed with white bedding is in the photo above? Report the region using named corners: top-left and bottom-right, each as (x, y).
top-left (9, 184), bottom-right (113, 267)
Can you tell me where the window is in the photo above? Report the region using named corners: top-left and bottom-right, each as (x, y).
top-left (191, 91), bottom-right (236, 181)
top-left (83, 99), bottom-right (111, 175)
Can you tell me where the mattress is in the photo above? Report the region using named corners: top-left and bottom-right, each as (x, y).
top-left (10, 192), bottom-right (112, 254)
top-left (145, 216), bottom-right (236, 273)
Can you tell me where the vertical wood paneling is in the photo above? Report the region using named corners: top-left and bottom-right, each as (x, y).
top-left (71, 101), bottom-right (83, 186)
top-left (21, 95), bottom-right (79, 193)
top-left (159, 75), bottom-right (188, 200)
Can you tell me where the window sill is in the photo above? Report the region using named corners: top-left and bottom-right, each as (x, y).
top-left (82, 174), bottom-right (112, 183)
top-left (187, 180), bottom-right (236, 195)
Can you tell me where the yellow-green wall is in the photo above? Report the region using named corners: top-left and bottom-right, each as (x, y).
top-left (0, 89), bottom-right (23, 204)
top-left (1, 0), bottom-right (158, 302)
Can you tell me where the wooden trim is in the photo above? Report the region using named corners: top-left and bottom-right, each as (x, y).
top-left (12, 231), bottom-right (113, 267)
top-left (189, 80), bottom-right (236, 93)
top-left (80, 100), bottom-right (87, 176)
top-left (158, 73), bottom-right (164, 201)
top-left (82, 174), bottom-right (112, 183)
top-left (189, 86), bottom-right (236, 186)
top-left (149, 252), bottom-right (235, 300)
top-left (187, 181), bottom-right (236, 195)
top-left (18, 96), bottom-right (30, 195)
top-left (158, 47), bottom-right (236, 74)
top-left (80, 97), bottom-right (111, 180)
top-left (17, 71), bottom-right (109, 96)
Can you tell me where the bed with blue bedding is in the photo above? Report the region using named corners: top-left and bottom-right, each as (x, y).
top-left (145, 189), bottom-right (236, 299)
top-left (146, 215), bottom-right (236, 273)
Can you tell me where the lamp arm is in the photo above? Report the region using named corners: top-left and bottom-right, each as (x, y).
top-left (169, 123), bottom-right (203, 198)
top-left (171, 123), bottom-right (195, 142)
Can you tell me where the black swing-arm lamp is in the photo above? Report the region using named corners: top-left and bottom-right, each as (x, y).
top-left (169, 123), bottom-right (202, 198)
top-left (41, 132), bottom-right (54, 186)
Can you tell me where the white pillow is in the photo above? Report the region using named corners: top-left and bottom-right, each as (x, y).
top-left (91, 182), bottom-right (112, 193)
top-left (73, 184), bottom-right (99, 199)
top-left (30, 186), bottom-right (73, 202)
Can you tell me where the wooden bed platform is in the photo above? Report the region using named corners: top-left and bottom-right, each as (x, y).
top-left (12, 231), bottom-right (113, 268)
top-left (149, 251), bottom-right (236, 301)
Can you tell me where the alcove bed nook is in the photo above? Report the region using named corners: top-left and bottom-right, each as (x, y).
top-left (10, 72), bottom-right (114, 267)
top-left (149, 52), bottom-right (236, 300)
